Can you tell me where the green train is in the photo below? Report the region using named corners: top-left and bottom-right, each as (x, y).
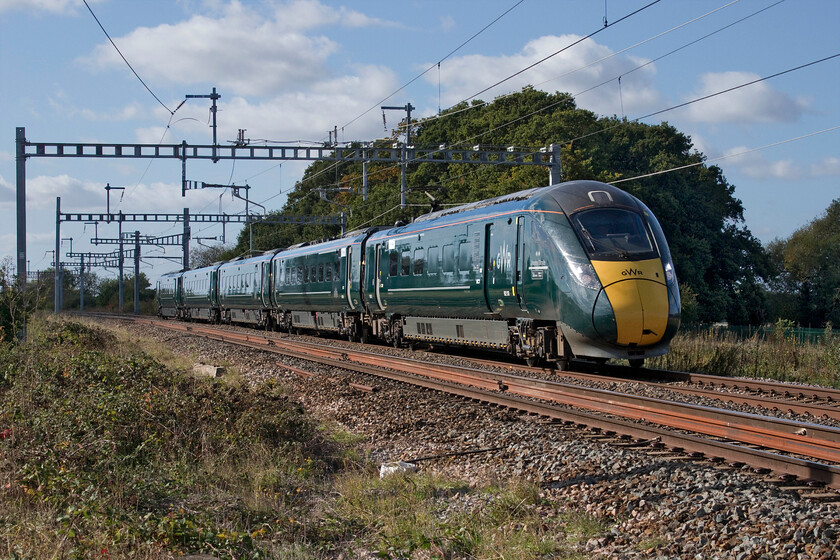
top-left (157, 180), bottom-right (681, 367)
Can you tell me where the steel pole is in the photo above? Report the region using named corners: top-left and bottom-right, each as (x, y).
top-left (16, 127), bottom-right (27, 286)
top-left (118, 215), bottom-right (124, 310)
top-left (55, 197), bottom-right (61, 313)
top-left (79, 255), bottom-right (85, 311)
top-left (183, 208), bottom-right (190, 269)
top-left (134, 231), bottom-right (140, 315)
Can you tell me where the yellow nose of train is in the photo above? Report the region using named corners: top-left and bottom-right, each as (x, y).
top-left (591, 259), bottom-right (669, 345)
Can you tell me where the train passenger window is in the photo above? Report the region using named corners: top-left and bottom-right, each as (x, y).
top-left (325, 262), bottom-right (332, 282)
top-left (428, 247), bottom-right (439, 274)
top-left (459, 242), bottom-right (471, 272)
top-left (389, 251), bottom-right (398, 277)
top-left (297, 265), bottom-right (303, 284)
top-left (334, 261), bottom-right (340, 278)
top-left (400, 251), bottom-right (411, 276)
top-left (318, 264), bottom-right (324, 282)
top-left (311, 265), bottom-right (317, 283)
top-left (303, 265), bottom-right (309, 283)
top-left (413, 249), bottom-right (424, 275)
top-left (442, 244), bottom-right (455, 273)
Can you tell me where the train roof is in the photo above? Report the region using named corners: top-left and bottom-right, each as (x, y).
top-left (410, 180), bottom-right (642, 225)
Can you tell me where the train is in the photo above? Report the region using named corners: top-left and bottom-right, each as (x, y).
top-left (157, 180), bottom-right (681, 368)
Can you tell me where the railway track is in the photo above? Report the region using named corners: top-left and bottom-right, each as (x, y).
top-left (461, 356), bottom-right (840, 423)
top-left (104, 315), bottom-right (840, 492)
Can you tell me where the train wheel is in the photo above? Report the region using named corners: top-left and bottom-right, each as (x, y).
top-left (526, 356), bottom-right (541, 367)
top-left (359, 328), bottom-right (369, 345)
top-left (629, 358), bottom-right (644, 368)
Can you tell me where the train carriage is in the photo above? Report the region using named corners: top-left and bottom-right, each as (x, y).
top-left (218, 251), bottom-right (277, 326)
top-left (270, 230), bottom-right (372, 339)
top-left (180, 264), bottom-right (221, 322)
top-left (156, 271), bottom-right (181, 318)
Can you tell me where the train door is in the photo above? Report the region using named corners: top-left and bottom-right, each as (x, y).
top-left (260, 261), bottom-right (271, 307)
top-left (210, 269), bottom-right (218, 306)
top-left (345, 246), bottom-right (355, 310)
top-left (373, 243), bottom-right (386, 311)
top-left (515, 216), bottom-right (527, 310)
top-left (483, 221), bottom-right (518, 314)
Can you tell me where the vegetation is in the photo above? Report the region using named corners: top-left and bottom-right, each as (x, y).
top-left (766, 200), bottom-right (840, 328)
top-left (0, 316), bottom-right (611, 558)
top-left (648, 319), bottom-right (840, 388)
top-left (0, 258), bottom-right (46, 343)
top-left (20, 268), bottom-right (157, 315)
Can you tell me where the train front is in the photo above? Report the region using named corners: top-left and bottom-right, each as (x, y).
top-left (539, 181), bottom-right (681, 363)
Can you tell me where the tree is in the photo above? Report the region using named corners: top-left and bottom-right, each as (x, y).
top-left (190, 243), bottom-right (233, 268)
top-left (769, 200), bottom-right (840, 327)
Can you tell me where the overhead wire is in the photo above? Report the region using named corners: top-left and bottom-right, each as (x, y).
top-left (426, 0), bottom-right (791, 156)
top-left (340, 0), bottom-right (526, 132)
top-left (567, 52), bottom-right (840, 146)
top-left (609, 125), bottom-right (840, 184)
top-left (400, 54), bottom-right (840, 197)
top-left (456, 0), bottom-right (662, 105)
top-left (82, 0), bottom-right (172, 115)
top-left (292, 0), bottom-right (783, 206)
top-left (288, 0), bottom-right (665, 209)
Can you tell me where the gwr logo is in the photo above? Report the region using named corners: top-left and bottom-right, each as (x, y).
top-left (622, 268), bottom-right (644, 277)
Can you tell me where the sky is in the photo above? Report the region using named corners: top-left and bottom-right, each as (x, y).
top-left (1, 0), bottom-right (838, 284)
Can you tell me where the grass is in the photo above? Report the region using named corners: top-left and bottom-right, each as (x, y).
top-left (1, 316), bottom-right (614, 559)
top-left (327, 473), bottom-right (589, 558)
top-left (647, 321), bottom-right (840, 388)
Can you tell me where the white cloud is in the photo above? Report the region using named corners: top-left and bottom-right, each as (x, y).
top-left (10, 174), bottom-right (217, 216)
top-left (427, 34), bottom-right (663, 118)
top-left (25, 174), bottom-right (104, 210)
top-left (679, 71), bottom-right (809, 124)
top-left (79, 1), bottom-right (398, 97)
top-left (811, 156), bottom-right (840, 177)
top-left (0, 0), bottom-right (104, 14)
top-left (126, 63), bottom-right (399, 145)
top-left (0, 174), bottom-right (13, 208)
top-left (722, 147), bottom-right (801, 180)
top-left (212, 65), bottom-right (399, 143)
top-left (439, 15), bottom-right (455, 33)
top-left (78, 103), bottom-right (145, 122)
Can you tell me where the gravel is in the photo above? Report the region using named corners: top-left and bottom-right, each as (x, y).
top-left (119, 320), bottom-right (840, 559)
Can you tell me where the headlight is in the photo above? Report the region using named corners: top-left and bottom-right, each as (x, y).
top-left (664, 260), bottom-right (677, 286)
top-left (569, 260), bottom-right (601, 290)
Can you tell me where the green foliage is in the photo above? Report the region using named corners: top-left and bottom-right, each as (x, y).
top-left (767, 200), bottom-right (840, 327)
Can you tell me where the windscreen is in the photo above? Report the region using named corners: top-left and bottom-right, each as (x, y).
top-left (572, 208), bottom-right (658, 260)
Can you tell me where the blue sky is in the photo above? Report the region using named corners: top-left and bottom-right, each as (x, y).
top-left (1, 0), bottom-right (838, 282)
